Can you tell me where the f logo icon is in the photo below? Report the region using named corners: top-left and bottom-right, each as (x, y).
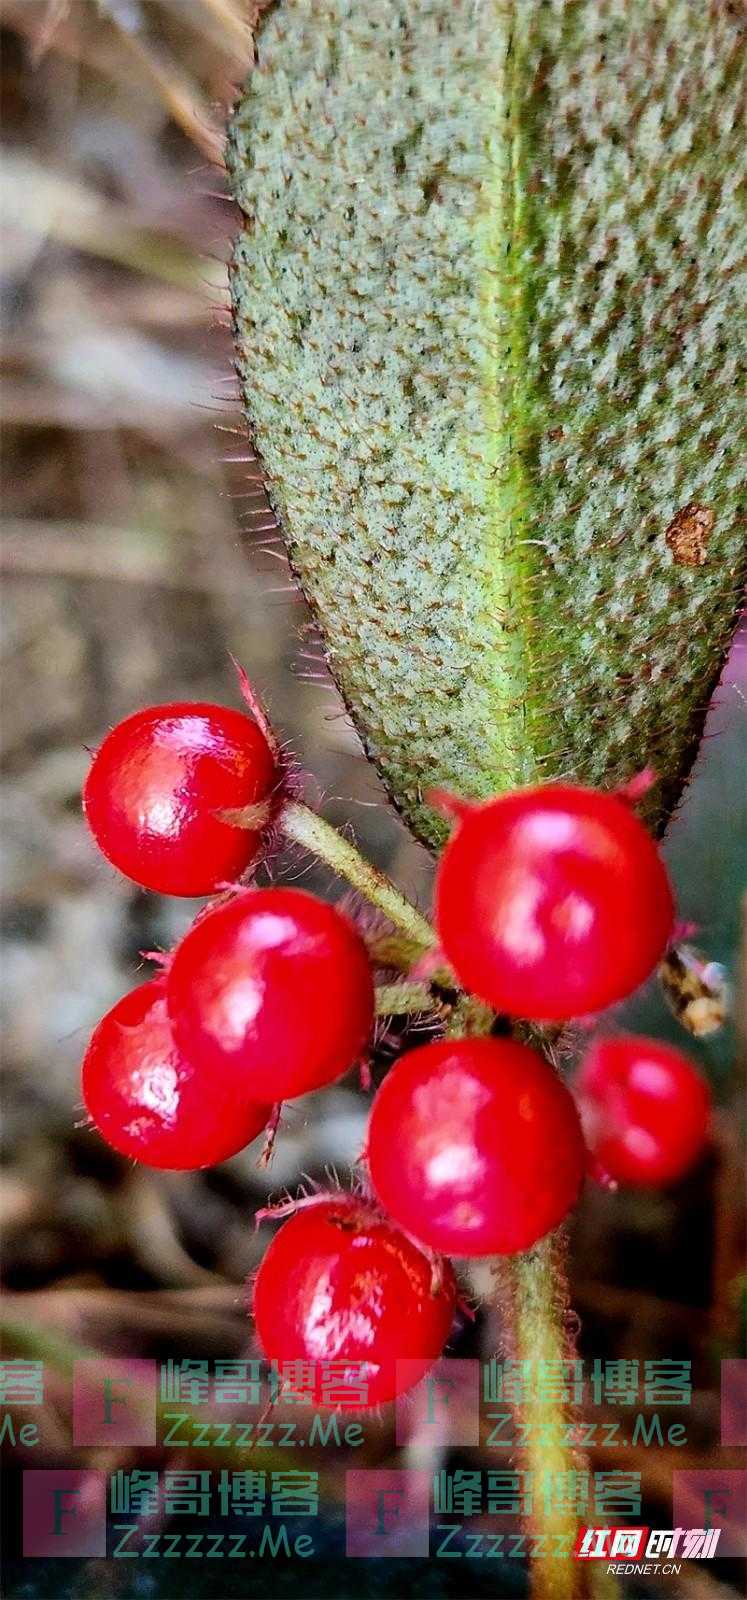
top-left (374, 1484), bottom-right (405, 1534)
top-left (73, 1359), bottom-right (156, 1445)
top-left (396, 1359), bottom-right (479, 1446)
top-left (23, 1472), bottom-right (107, 1556)
top-left (346, 1470), bottom-right (430, 1557)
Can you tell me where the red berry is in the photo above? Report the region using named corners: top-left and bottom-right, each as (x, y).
top-left (574, 1033), bottom-right (711, 1187)
top-left (367, 1037), bottom-right (585, 1257)
top-left (434, 785), bottom-right (674, 1020)
top-left (252, 1196), bottom-right (456, 1408)
top-left (167, 888), bottom-right (374, 1101)
top-left (83, 703), bottom-right (276, 896)
top-left (82, 980), bottom-right (270, 1169)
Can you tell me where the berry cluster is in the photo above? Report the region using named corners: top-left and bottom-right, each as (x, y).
top-left (80, 676), bottom-right (712, 1408)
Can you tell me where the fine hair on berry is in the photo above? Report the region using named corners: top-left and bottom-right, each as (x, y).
top-left (167, 887), bottom-right (374, 1101)
top-left (574, 1033), bottom-right (711, 1188)
top-left (83, 702), bottom-right (276, 897)
top-left (435, 783), bottom-right (675, 1021)
top-left (251, 1195), bottom-right (456, 1409)
top-left (82, 979), bottom-right (271, 1170)
top-left (366, 1036), bottom-right (586, 1257)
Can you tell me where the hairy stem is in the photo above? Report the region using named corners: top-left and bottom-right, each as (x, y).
top-left (280, 801), bottom-right (436, 955)
top-left (444, 992), bottom-right (496, 1039)
top-left (493, 1238), bottom-right (586, 1600)
top-left (446, 996), bottom-right (587, 1596)
top-left (374, 982), bottom-right (440, 1017)
top-left (364, 928), bottom-right (430, 972)
top-left (284, 801), bottom-right (592, 1595)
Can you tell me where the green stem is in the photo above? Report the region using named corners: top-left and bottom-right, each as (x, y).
top-left (365, 928), bottom-right (429, 972)
top-left (280, 801), bottom-right (436, 955)
top-left (493, 1238), bottom-right (587, 1600)
top-left (444, 998), bottom-right (588, 1598)
top-left (374, 982), bottom-right (440, 1017)
top-left (283, 803), bottom-right (593, 1597)
top-left (445, 992), bottom-right (496, 1038)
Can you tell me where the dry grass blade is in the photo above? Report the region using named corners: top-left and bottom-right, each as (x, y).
top-left (174, 0), bottom-right (252, 59)
top-left (103, 11), bottom-right (225, 164)
top-left (3, 154), bottom-right (216, 290)
top-left (29, 0), bottom-right (71, 63)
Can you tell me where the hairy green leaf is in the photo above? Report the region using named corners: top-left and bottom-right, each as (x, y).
top-left (228, 0), bottom-right (745, 847)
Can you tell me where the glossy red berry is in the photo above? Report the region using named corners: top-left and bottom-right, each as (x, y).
top-left (167, 887), bottom-right (374, 1101)
top-left (434, 784), bottom-right (674, 1020)
top-left (82, 980), bottom-right (270, 1169)
top-left (367, 1037), bottom-right (586, 1257)
top-left (252, 1196), bottom-right (456, 1408)
top-left (83, 702), bottom-right (276, 896)
top-left (574, 1033), bottom-right (711, 1188)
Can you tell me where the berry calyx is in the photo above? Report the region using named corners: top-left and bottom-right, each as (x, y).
top-left (574, 1033), bottom-right (711, 1188)
top-left (83, 702), bottom-right (276, 896)
top-left (252, 1195), bottom-right (456, 1408)
top-left (167, 887), bottom-right (374, 1101)
top-left (82, 980), bottom-right (270, 1169)
top-left (366, 1037), bottom-right (586, 1257)
top-left (434, 783), bottom-right (674, 1020)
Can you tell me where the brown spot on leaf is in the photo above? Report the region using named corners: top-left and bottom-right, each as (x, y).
top-left (665, 503), bottom-right (714, 567)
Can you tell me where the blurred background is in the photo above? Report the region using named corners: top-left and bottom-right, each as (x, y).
top-left (1, 4), bottom-right (745, 1597)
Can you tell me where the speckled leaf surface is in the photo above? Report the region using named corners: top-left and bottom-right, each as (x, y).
top-left (228, 0), bottom-right (745, 847)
